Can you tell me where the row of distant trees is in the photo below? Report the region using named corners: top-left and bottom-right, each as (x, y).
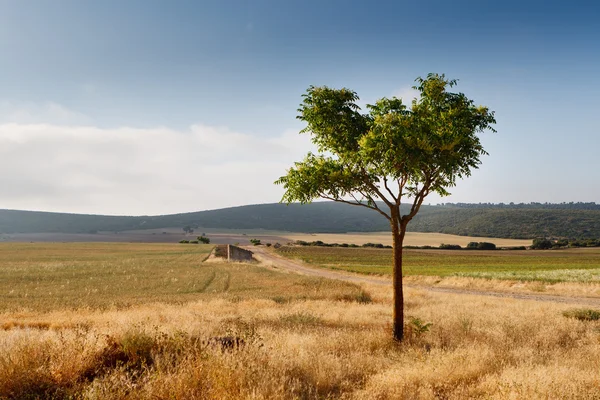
top-left (294, 240), bottom-right (524, 251)
top-left (179, 235), bottom-right (210, 244)
top-left (293, 239), bottom-right (600, 251)
top-left (531, 238), bottom-right (600, 249)
top-left (441, 202), bottom-right (600, 210)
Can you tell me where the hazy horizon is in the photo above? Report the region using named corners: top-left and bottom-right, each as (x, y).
top-left (1, 1), bottom-right (599, 215)
top-left (2, 200), bottom-right (599, 218)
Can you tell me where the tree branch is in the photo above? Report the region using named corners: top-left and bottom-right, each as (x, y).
top-left (355, 165), bottom-right (395, 209)
top-left (383, 176), bottom-right (398, 203)
top-left (403, 168), bottom-right (439, 223)
top-left (397, 175), bottom-right (407, 204)
top-left (319, 193), bottom-right (391, 221)
top-left (405, 192), bottom-right (426, 224)
top-left (355, 189), bottom-right (391, 220)
top-left (348, 192), bottom-right (362, 204)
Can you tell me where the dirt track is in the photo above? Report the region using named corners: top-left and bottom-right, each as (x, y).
top-left (249, 246), bottom-right (600, 307)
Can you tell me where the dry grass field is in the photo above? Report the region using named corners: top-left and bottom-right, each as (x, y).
top-left (281, 232), bottom-right (532, 247)
top-left (0, 243), bottom-right (368, 312)
top-left (0, 230), bottom-right (532, 248)
top-left (2, 243), bottom-right (600, 399)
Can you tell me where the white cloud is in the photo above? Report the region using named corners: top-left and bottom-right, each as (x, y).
top-left (0, 122), bottom-right (316, 215)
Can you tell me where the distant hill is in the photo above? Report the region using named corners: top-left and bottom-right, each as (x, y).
top-left (0, 203), bottom-right (391, 234)
top-left (408, 205), bottom-right (600, 239)
top-left (1, 202), bottom-right (600, 239)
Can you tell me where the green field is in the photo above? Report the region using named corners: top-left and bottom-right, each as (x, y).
top-left (276, 246), bottom-right (600, 282)
top-left (0, 243), bottom-right (366, 312)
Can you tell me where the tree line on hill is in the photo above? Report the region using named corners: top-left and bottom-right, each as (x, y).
top-left (530, 237), bottom-right (600, 249)
top-left (408, 208), bottom-right (600, 239)
top-left (1, 202), bottom-right (600, 240)
top-left (440, 202), bottom-right (600, 210)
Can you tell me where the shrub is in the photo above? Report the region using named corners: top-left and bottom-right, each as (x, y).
top-left (531, 238), bottom-right (554, 250)
top-left (189, 240), bottom-right (199, 244)
top-left (250, 239), bottom-right (261, 246)
top-left (82, 331), bottom-right (159, 382)
top-left (179, 240), bottom-right (189, 244)
top-left (466, 242), bottom-right (497, 250)
top-left (197, 236), bottom-right (210, 244)
top-left (439, 244), bottom-right (462, 250)
top-left (563, 308), bottom-right (600, 321)
top-left (363, 243), bottom-right (384, 248)
top-left (336, 290), bottom-right (373, 304)
top-left (404, 317), bottom-right (433, 343)
top-left (271, 296), bottom-right (290, 304)
top-left (409, 317), bottom-right (432, 335)
top-left (501, 246), bottom-right (527, 251)
top-left (568, 239), bottom-right (600, 248)
top-left (478, 242), bottom-right (496, 250)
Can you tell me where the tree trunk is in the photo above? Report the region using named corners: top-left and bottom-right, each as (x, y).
top-left (391, 216), bottom-right (405, 341)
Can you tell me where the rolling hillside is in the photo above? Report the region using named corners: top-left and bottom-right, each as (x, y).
top-left (1, 202), bottom-right (599, 239)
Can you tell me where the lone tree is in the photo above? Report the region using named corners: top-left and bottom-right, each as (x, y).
top-left (276, 73), bottom-right (496, 341)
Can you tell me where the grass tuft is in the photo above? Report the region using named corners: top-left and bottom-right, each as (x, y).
top-left (279, 311), bottom-right (323, 326)
top-left (271, 295), bottom-right (291, 304)
top-left (335, 289), bottom-right (373, 304)
top-left (563, 308), bottom-right (600, 321)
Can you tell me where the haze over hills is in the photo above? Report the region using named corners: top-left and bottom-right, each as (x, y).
top-left (1, 202), bottom-right (600, 240)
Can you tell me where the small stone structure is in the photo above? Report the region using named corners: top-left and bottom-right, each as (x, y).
top-left (227, 245), bottom-right (254, 262)
top-left (208, 244), bottom-right (254, 262)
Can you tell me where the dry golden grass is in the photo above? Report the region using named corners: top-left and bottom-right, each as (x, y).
top-left (1, 290), bottom-right (599, 399)
top-left (405, 275), bottom-right (600, 298)
top-left (2, 243), bottom-right (600, 399)
top-left (282, 231), bottom-right (532, 247)
top-left (2, 285), bottom-right (600, 399)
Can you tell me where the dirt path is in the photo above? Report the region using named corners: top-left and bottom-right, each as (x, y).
top-left (249, 246), bottom-right (600, 307)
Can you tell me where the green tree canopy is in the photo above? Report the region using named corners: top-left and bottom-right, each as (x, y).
top-left (276, 73), bottom-right (496, 341)
top-left (277, 74), bottom-right (495, 221)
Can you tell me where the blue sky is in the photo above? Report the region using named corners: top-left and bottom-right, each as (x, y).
top-left (0, 0), bottom-right (598, 215)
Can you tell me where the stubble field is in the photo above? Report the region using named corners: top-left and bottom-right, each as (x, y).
top-left (281, 232), bottom-right (532, 247)
top-left (1, 243), bottom-right (600, 399)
